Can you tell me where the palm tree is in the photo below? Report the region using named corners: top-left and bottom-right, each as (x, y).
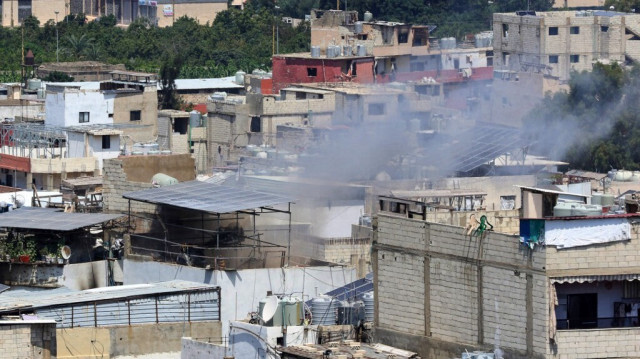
top-left (64, 34), bottom-right (94, 60)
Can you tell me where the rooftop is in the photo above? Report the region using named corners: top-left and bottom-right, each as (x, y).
top-left (280, 342), bottom-right (420, 359)
top-left (0, 280), bottom-right (218, 313)
top-left (123, 180), bottom-right (294, 214)
top-left (168, 76), bottom-right (243, 91)
top-left (0, 207), bottom-right (123, 231)
top-left (274, 52), bottom-right (373, 60)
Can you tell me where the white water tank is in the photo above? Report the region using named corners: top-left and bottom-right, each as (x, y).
top-left (235, 70), bottom-right (246, 84)
top-left (311, 296), bottom-right (336, 325)
top-left (311, 46), bottom-right (321, 58)
top-left (362, 292), bottom-right (374, 322)
top-left (354, 21), bottom-right (363, 34)
top-left (364, 11), bottom-right (373, 22)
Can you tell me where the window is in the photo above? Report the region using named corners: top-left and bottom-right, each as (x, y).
top-left (570, 54), bottom-right (579, 63)
top-left (250, 116), bottom-right (261, 132)
top-left (307, 67), bottom-right (317, 77)
top-left (570, 26), bottom-right (580, 35)
top-left (500, 195), bottom-right (516, 210)
top-left (548, 27), bottom-right (558, 36)
top-left (102, 135), bottom-right (111, 149)
top-left (398, 30), bottom-right (409, 44)
top-left (601, 25), bottom-right (609, 32)
top-left (502, 23), bottom-right (508, 37)
top-left (79, 112), bottom-right (89, 123)
top-left (130, 110), bottom-right (141, 121)
top-left (295, 91), bottom-right (306, 100)
top-left (549, 55), bottom-right (559, 64)
top-left (368, 103), bottom-right (385, 116)
top-left (566, 293), bottom-right (597, 329)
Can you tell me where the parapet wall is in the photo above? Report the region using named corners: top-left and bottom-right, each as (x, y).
top-left (374, 213), bottom-right (547, 359)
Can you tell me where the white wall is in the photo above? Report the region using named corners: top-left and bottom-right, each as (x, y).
top-left (123, 259), bottom-right (356, 337)
top-left (87, 134), bottom-right (120, 171)
top-left (46, 89), bottom-right (114, 127)
top-left (67, 131), bottom-right (86, 158)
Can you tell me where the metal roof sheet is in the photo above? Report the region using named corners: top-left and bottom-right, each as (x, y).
top-left (0, 280), bottom-right (217, 313)
top-left (123, 180), bottom-right (294, 214)
top-left (0, 207), bottom-right (123, 231)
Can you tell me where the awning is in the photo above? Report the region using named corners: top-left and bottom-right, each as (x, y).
top-left (551, 273), bottom-right (640, 284)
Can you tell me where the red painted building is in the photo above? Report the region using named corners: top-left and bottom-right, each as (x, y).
top-left (272, 54), bottom-right (375, 94)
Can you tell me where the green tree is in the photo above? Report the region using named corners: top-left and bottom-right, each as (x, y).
top-left (159, 54), bottom-right (183, 109)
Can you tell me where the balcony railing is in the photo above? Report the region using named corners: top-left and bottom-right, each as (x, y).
top-left (557, 317), bottom-right (640, 330)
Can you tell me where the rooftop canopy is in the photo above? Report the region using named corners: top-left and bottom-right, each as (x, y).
top-left (123, 180), bottom-right (294, 214)
top-left (0, 207), bottom-right (123, 231)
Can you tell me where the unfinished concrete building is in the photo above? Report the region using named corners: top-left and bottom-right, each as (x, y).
top-left (207, 88), bottom-right (336, 168)
top-left (373, 187), bottom-right (640, 359)
top-left (493, 10), bottom-right (640, 81)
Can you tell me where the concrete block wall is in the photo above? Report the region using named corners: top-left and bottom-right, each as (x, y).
top-left (377, 248), bottom-right (426, 336)
top-left (102, 158), bottom-right (156, 214)
top-left (546, 222), bottom-right (640, 275)
top-left (0, 322), bottom-right (56, 359)
top-left (430, 257), bottom-right (478, 343)
top-left (374, 213), bottom-right (547, 359)
top-left (261, 96), bottom-right (335, 116)
top-left (323, 238), bottom-right (370, 265)
top-left (482, 266), bottom-right (527, 352)
top-left (552, 328), bottom-right (640, 358)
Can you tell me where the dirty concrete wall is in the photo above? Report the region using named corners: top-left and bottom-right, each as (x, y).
top-left (56, 321), bottom-right (221, 359)
top-left (102, 154), bottom-right (195, 213)
top-left (181, 337), bottom-right (227, 359)
top-left (113, 87), bottom-right (158, 143)
top-left (374, 213), bottom-right (547, 359)
top-left (62, 261), bottom-right (108, 290)
top-left (0, 321), bottom-right (56, 359)
top-left (0, 262), bottom-right (63, 287)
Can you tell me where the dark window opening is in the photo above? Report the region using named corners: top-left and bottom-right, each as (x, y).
top-left (570, 54), bottom-right (579, 63)
top-left (79, 112), bottom-right (90, 123)
top-left (502, 23), bottom-right (508, 37)
top-left (368, 103), bottom-right (385, 116)
top-left (102, 135), bottom-right (111, 149)
top-left (549, 55), bottom-right (559, 64)
top-left (296, 92), bottom-right (306, 100)
top-left (398, 30), bottom-right (409, 44)
top-left (601, 25), bottom-right (609, 32)
top-left (566, 293), bottom-right (597, 329)
top-left (549, 27), bottom-right (559, 36)
top-left (307, 67), bottom-right (317, 77)
top-left (487, 57), bottom-right (493, 66)
top-left (412, 29), bottom-right (428, 47)
top-left (130, 110), bottom-right (141, 121)
top-left (250, 116), bottom-right (261, 132)
top-left (454, 58), bottom-right (460, 69)
top-left (570, 26), bottom-right (580, 35)
top-left (358, 34), bottom-right (368, 40)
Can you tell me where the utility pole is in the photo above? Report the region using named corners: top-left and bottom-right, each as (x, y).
top-left (55, 11), bottom-right (59, 62)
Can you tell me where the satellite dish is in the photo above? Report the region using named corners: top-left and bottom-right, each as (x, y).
top-left (261, 296), bottom-right (279, 322)
top-left (60, 245), bottom-right (72, 260)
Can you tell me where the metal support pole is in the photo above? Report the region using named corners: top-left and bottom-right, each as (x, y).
top-left (287, 202), bottom-right (291, 266)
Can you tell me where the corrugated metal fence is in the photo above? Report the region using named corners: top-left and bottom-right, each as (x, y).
top-left (35, 289), bottom-right (220, 328)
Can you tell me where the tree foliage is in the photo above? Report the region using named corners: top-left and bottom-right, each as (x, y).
top-left (0, 7), bottom-right (310, 80)
top-left (523, 63), bottom-right (640, 172)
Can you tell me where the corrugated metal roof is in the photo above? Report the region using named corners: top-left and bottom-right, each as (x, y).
top-left (123, 180), bottom-right (294, 214)
top-left (0, 280), bottom-right (217, 313)
top-left (0, 207), bottom-right (123, 231)
top-left (168, 77), bottom-right (243, 91)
